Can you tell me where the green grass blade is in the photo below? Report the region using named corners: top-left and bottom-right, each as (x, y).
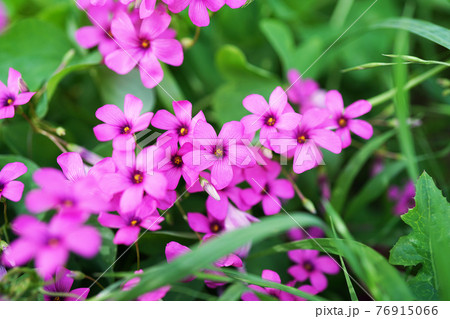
top-left (256, 238), bottom-right (414, 301)
top-left (96, 213), bottom-right (325, 300)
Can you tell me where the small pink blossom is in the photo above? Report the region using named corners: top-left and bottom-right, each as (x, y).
top-left (93, 94), bottom-right (153, 150)
top-left (388, 181), bottom-right (415, 215)
top-left (274, 109), bottom-right (342, 174)
top-left (287, 69), bottom-right (326, 113)
top-left (288, 249), bottom-right (340, 292)
top-left (241, 269), bottom-right (318, 301)
top-left (151, 100), bottom-right (206, 146)
top-left (0, 162), bottom-right (27, 202)
top-left (287, 226), bottom-right (324, 242)
top-left (241, 86), bottom-right (301, 148)
top-left (183, 120), bottom-right (255, 190)
top-left (105, 7), bottom-right (183, 88)
top-left (98, 197), bottom-right (163, 245)
top-left (43, 267), bottom-right (90, 301)
top-left (3, 215), bottom-right (101, 278)
top-left (325, 90), bottom-right (373, 148)
top-left (0, 68), bottom-right (35, 119)
top-left (241, 160), bottom-right (294, 215)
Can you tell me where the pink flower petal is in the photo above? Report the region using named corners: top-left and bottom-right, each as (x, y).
top-left (113, 226), bottom-right (140, 245)
top-left (105, 49), bottom-right (138, 75)
top-left (98, 212), bottom-right (126, 228)
top-left (75, 26), bottom-right (103, 48)
top-left (309, 129), bottom-right (342, 154)
top-left (165, 241), bottom-right (190, 263)
top-left (140, 8), bottom-right (171, 39)
top-left (187, 212), bottom-right (210, 233)
top-left (206, 194), bottom-right (228, 220)
top-left (288, 265), bottom-right (309, 282)
top-left (345, 100), bottom-right (372, 118)
top-left (269, 86), bottom-right (288, 115)
top-left (189, 0), bottom-right (210, 27)
top-left (348, 119), bottom-right (373, 140)
top-left (1, 181), bottom-right (24, 202)
top-left (57, 152), bottom-right (86, 182)
top-left (0, 162), bottom-right (27, 182)
top-left (310, 271), bottom-right (328, 292)
top-left (315, 256), bottom-right (340, 274)
top-left (262, 195), bottom-right (281, 215)
top-left (152, 39), bottom-right (184, 66)
top-left (66, 226), bottom-right (101, 258)
top-left (140, 52), bottom-right (164, 88)
top-left (7, 68), bottom-right (21, 94)
top-left (95, 104), bottom-right (126, 126)
top-left (211, 160), bottom-right (233, 190)
top-left (124, 94), bottom-right (143, 120)
top-left (325, 90), bottom-right (344, 116)
top-left (243, 94), bottom-right (269, 115)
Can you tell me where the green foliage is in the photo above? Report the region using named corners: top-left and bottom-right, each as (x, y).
top-left (390, 172), bottom-right (450, 300)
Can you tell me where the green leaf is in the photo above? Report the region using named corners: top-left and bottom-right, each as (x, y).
top-left (95, 213), bottom-right (325, 300)
top-left (0, 18), bottom-right (73, 90)
top-left (0, 155), bottom-right (39, 216)
top-left (390, 172), bottom-right (450, 300)
top-left (212, 45), bottom-right (279, 126)
top-left (96, 66), bottom-right (155, 114)
top-left (331, 130), bottom-right (395, 212)
top-left (373, 18), bottom-right (450, 50)
top-left (258, 238), bottom-right (414, 301)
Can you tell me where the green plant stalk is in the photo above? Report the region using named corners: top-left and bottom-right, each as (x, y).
top-left (330, 0), bottom-right (355, 29)
top-left (368, 62), bottom-right (449, 106)
top-left (393, 15), bottom-right (419, 180)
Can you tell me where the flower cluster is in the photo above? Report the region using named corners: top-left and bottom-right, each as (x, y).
top-left (75, 0), bottom-right (248, 88)
top-left (0, 64), bottom-right (372, 300)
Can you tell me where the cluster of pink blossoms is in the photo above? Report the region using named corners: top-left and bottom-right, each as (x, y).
top-left (0, 61), bottom-right (373, 300)
top-left (75, 0), bottom-right (247, 88)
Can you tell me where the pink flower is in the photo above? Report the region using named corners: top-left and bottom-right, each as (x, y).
top-left (241, 160), bottom-right (294, 215)
top-left (241, 87), bottom-right (301, 148)
top-left (241, 269), bottom-right (318, 301)
top-left (183, 120), bottom-right (255, 190)
top-left (288, 249), bottom-right (340, 292)
top-left (274, 109), bottom-right (342, 174)
top-left (120, 0), bottom-right (157, 19)
top-left (162, 0), bottom-right (225, 27)
top-left (43, 267), bottom-right (90, 301)
top-left (287, 69), bottom-right (326, 113)
top-left (325, 90), bottom-right (373, 148)
top-left (187, 211), bottom-right (226, 237)
top-left (105, 8), bottom-right (183, 88)
top-left (0, 162), bottom-right (27, 202)
top-left (224, 204), bottom-right (258, 257)
top-left (156, 135), bottom-right (198, 190)
top-left (75, 0), bottom-right (127, 57)
top-left (0, 68), bottom-right (35, 119)
top-left (388, 181), bottom-right (415, 215)
top-left (151, 100), bottom-right (206, 146)
top-left (3, 215), bottom-right (101, 278)
top-left (25, 168), bottom-right (108, 219)
top-left (57, 152), bottom-right (115, 183)
top-left (99, 147), bottom-right (168, 213)
top-left (94, 94), bottom-right (153, 150)
top-left (98, 197), bottom-right (163, 245)
top-left (122, 269), bottom-right (170, 301)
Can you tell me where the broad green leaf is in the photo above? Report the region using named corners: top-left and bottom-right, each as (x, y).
top-left (0, 18), bottom-right (73, 90)
top-left (390, 172), bottom-right (450, 300)
top-left (96, 66), bottom-right (155, 114)
top-left (94, 213), bottom-right (325, 300)
top-left (331, 130), bottom-right (395, 212)
top-left (212, 45), bottom-right (279, 126)
top-left (0, 155), bottom-right (39, 216)
top-left (258, 238), bottom-right (414, 301)
top-left (374, 18), bottom-right (450, 50)
top-left (218, 282), bottom-right (247, 301)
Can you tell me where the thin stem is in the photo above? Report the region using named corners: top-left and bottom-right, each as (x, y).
top-left (281, 168), bottom-right (305, 201)
top-left (84, 275), bottom-right (105, 290)
top-left (2, 201), bottom-right (9, 243)
top-left (135, 241), bottom-right (140, 270)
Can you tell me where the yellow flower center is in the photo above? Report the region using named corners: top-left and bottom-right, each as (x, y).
top-left (297, 135), bottom-right (307, 144)
top-left (179, 127), bottom-right (188, 136)
top-left (214, 148), bottom-right (224, 158)
top-left (141, 39), bottom-right (150, 49)
top-left (211, 223), bottom-right (220, 233)
top-left (131, 220), bottom-right (138, 226)
top-left (133, 173), bottom-right (144, 184)
top-left (6, 98), bottom-right (13, 105)
top-left (338, 118), bottom-right (347, 128)
top-left (122, 126), bottom-right (131, 134)
top-left (266, 117), bottom-right (276, 126)
top-left (173, 155), bottom-right (183, 166)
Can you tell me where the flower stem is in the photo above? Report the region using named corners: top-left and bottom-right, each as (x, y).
top-left (135, 241), bottom-right (140, 270)
top-left (282, 168), bottom-right (317, 214)
top-left (2, 201), bottom-right (9, 243)
top-left (175, 199), bottom-right (202, 241)
top-left (84, 275), bottom-right (105, 290)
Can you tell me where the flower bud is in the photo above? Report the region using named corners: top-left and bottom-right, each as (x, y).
top-left (200, 177), bottom-right (221, 201)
